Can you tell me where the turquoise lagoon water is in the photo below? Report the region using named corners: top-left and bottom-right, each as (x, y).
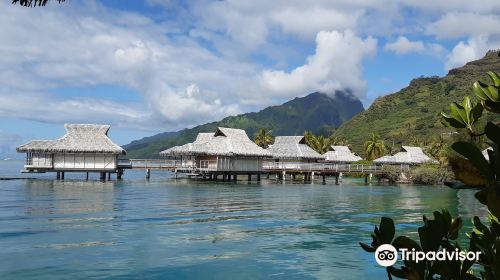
top-left (0, 161), bottom-right (485, 279)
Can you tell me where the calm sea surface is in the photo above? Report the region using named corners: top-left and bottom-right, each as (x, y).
top-left (0, 160), bottom-right (485, 279)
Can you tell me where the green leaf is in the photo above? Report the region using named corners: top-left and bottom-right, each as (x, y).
top-left (473, 216), bottom-right (489, 234)
top-left (470, 103), bottom-right (483, 124)
top-left (487, 85), bottom-right (499, 101)
top-left (473, 81), bottom-right (490, 100)
top-left (359, 242), bottom-right (375, 252)
top-left (441, 114), bottom-right (466, 128)
top-left (387, 267), bottom-right (408, 278)
top-left (448, 217), bottom-right (463, 240)
top-left (392, 236), bottom-right (422, 251)
top-left (487, 71), bottom-right (500, 87)
top-left (450, 102), bottom-right (467, 123)
top-left (475, 188), bottom-right (488, 205)
top-left (451, 141), bottom-right (494, 182)
top-left (379, 217), bottom-right (395, 244)
top-left (485, 122), bottom-right (500, 145)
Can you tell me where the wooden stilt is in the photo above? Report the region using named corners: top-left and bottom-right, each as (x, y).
top-left (322, 174), bottom-right (326, 184)
top-left (257, 173), bottom-right (261, 182)
top-left (248, 174), bottom-right (251, 182)
top-left (86, 172), bottom-right (89, 181)
top-left (100, 172), bottom-right (106, 181)
top-left (146, 169), bottom-right (151, 180)
top-left (56, 172), bottom-right (60, 180)
top-left (107, 172), bottom-right (111, 181)
top-left (61, 172), bottom-right (65, 180)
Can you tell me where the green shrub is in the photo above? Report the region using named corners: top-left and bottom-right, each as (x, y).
top-left (380, 165), bottom-right (401, 183)
top-left (410, 166), bottom-right (440, 184)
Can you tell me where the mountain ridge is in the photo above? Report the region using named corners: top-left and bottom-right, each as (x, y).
top-left (334, 50), bottom-right (500, 155)
top-left (124, 91), bottom-right (364, 158)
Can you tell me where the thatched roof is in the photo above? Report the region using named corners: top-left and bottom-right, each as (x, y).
top-left (267, 136), bottom-right (324, 160)
top-left (17, 124), bottom-right (125, 154)
top-left (160, 127), bottom-right (271, 157)
top-left (323, 145), bottom-right (362, 163)
top-left (373, 146), bottom-right (436, 165)
top-left (159, 132), bottom-right (214, 156)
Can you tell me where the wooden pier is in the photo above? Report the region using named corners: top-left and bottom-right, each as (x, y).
top-left (120, 159), bottom-right (410, 184)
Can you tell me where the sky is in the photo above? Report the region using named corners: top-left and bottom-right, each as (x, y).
top-left (2, 0), bottom-right (500, 158)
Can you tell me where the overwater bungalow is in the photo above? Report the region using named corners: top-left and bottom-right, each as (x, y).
top-left (322, 145), bottom-right (362, 164)
top-left (16, 124), bottom-right (126, 179)
top-left (373, 146), bottom-right (437, 166)
top-left (160, 127), bottom-right (271, 174)
top-left (266, 136), bottom-right (324, 165)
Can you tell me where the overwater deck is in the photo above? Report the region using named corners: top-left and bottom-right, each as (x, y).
top-left (120, 159), bottom-right (410, 183)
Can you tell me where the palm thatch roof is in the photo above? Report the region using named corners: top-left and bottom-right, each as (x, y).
top-left (266, 136), bottom-right (324, 160)
top-left (160, 127), bottom-right (271, 157)
top-left (17, 124), bottom-right (125, 154)
top-left (323, 146), bottom-right (362, 163)
top-left (373, 146), bottom-right (436, 165)
top-left (159, 133), bottom-right (214, 156)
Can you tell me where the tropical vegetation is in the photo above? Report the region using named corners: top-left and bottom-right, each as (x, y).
top-left (303, 131), bottom-right (350, 154)
top-left (363, 133), bottom-right (388, 160)
top-left (335, 51), bottom-right (500, 156)
top-left (361, 71), bottom-right (500, 279)
top-left (254, 129), bottom-right (274, 148)
top-left (125, 92), bottom-right (363, 158)
top-left (12, 0), bottom-right (64, 7)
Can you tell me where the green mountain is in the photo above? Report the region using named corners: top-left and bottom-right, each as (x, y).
top-left (124, 91), bottom-right (364, 158)
top-left (334, 50), bottom-right (500, 155)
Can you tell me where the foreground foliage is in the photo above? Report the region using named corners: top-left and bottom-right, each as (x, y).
top-left (12, 0), bottom-right (65, 7)
top-left (361, 71), bottom-right (500, 279)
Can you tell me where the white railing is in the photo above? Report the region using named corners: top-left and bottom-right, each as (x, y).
top-left (262, 162), bottom-right (409, 172)
top-left (125, 159), bottom-right (181, 169)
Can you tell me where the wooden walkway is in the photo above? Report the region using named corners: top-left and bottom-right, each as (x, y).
top-left (119, 159), bottom-right (410, 178)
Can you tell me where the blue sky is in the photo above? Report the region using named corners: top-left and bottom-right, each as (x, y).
top-left (1, 0), bottom-right (500, 157)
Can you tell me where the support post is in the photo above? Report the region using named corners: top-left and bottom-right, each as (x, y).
top-left (365, 175), bottom-right (368, 185)
top-left (86, 172), bottom-right (89, 181)
top-left (257, 173), bottom-right (261, 182)
top-left (233, 174), bottom-right (237, 181)
top-left (61, 172), bottom-right (65, 180)
top-left (56, 172), bottom-right (60, 180)
top-left (335, 175), bottom-right (339, 185)
top-left (292, 173), bottom-right (296, 180)
top-left (146, 169), bottom-right (151, 180)
top-left (282, 170), bottom-right (286, 181)
top-left (108, 172), bottom-right (111, 181)
top-left (100, 172), bottom-right (106, 181)
top-left (339, 172), bottom-right (343, 183)
top-left (248, 174), bottom-right (251, 182)
top-left (311, 171), bottom-right (315, 181)
top-left (117, 170), bottom-right (123, 180)
top-left (369, 173), bottom-right (373, 184)
top-left (322, 174), bottom-right (326, 184)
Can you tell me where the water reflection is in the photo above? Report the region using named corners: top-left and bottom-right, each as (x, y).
top-left (0, 173), bottom-right (487, 280)
top-left (23, 179), bottom-right (116, 215)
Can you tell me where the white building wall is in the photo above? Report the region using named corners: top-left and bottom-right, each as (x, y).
top-left (216, 157), bottom-right (262, 172)
top-left (30, 153), bottom-right (53, 168)
top-left (53, 153), bottom-right (117, 170)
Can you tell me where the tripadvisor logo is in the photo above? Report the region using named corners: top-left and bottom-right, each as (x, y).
top-left (374, 244), bottom-right (481, 267)
top-left (375, 244), bottom-right (398, 267)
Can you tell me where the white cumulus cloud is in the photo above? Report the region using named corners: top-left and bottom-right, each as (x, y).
top-left (260, 30), bottom-right (377, 99)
